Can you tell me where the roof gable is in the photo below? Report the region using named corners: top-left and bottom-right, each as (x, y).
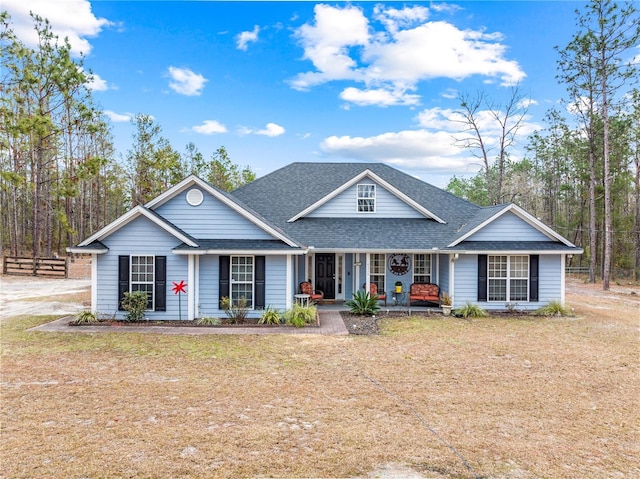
top-left (148, 175), bottom-right (298, 246)
top-left (287, 169), bottom-right (445, 223)
top-left (78, 206), bottom-right (199, 247)
top-left (449, 204), bottom-right (577, 247)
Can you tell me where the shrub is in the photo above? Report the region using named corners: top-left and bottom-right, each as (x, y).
top-left (196, 316), bottom-right (222, 326)
top-left (70, 310), bottom-right (98, 325)
top-left (346, 290), bottom-right (381, 316)
top-left (457, 302), bottom-right (488, 318)
top-left (121, 291), bottom-right (148, 322)
top-left (283, 303), bottom-right (317, 328)
top-left (532, 300), bottom-right (572, 317)
top-left (259, 306), bottom-right (282, 325)
top-left (220, 296), bottom-right (249, 324)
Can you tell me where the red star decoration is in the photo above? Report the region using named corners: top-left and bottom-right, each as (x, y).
top-left (172, 280), bottom-right (187, 295)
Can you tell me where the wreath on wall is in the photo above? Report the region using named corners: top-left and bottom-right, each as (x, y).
top-left (388, 253), bottom-right (410, 276)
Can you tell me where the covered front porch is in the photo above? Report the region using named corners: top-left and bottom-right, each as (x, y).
top-left (297, 250), bottom-right (449, 308)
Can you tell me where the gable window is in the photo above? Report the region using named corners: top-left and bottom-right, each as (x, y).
top-left (118, 255), bottom-right (166, 312)
top-left (231, 256), bottom-right (254, 308)
top-left (488, 255), bottom-right (529, 302)
top-left (413, 254), bottom-right (431, 283)
top-left (369, 253), bottom-right (385, 292)
top-left (357, 184), bottom-right (376, 212)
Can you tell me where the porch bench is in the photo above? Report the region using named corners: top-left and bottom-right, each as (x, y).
top-left (409, 283), bottom-right (440, 306)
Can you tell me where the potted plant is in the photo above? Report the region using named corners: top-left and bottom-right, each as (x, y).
top-left (440, 292), bottom-right (453, 316)
top-left (395, 281), bottom-right (403, 293)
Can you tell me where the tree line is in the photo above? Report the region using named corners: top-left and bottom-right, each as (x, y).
top-left (1, 1), bottom-right (639, 286)
top-left (447, 0), bottom-right (639, 285)
top-left (0, 12), bottom-right (254, 259)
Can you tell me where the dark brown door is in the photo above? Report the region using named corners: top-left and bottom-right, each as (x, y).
top-left (315, 253), bottom-right (335, 300)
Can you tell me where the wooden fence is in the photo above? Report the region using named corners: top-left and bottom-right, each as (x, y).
top-left (2, 256), bottom-right (68, 278)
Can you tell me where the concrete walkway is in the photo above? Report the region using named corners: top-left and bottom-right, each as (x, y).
top-left (30, 310), bottom-right (349, 336)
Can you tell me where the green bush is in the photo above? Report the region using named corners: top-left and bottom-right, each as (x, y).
top-left (283, 303), bottom-right (317, 328)
top-left (532, 300), bottom-right (572, 317)
top-left (70, 310), bottom-right (98, 325)
top-left (457, 302), bottom-right (488, 318)
top-left (346, 290), bottom-right (381, 316)
top-left (259, 306), bottom-right (282, 325)
top-left (121, 291), bottom-right (148, 322)
top-left (220, 296), bottom-right (249, 324)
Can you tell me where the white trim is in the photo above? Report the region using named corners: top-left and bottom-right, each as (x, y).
top-left (441, 249), bottom-right (581, 255)
top-left (145, 175), bottom-right (300, 247)
top-left (188, 255), bottom-right (195, 320)
top-left (195, 255), bottom-right (200, 319)
top-left (356, 183), bottom-right (377, 213)
top-left (91, 253), bottom-right (98, 313)
top-left (448, 204), bottom-right (577, 248)
top-left (172, 249), bottom-right (305, 256)
top-left (67, 246), bottom-right (108, 254)
top-left (286, 255), bottom-right (292, 310)
top-left (561, 254), bottom-right (566, 306)
top-left (78, 206), bottom-right (198, 248)
top-left (287, 169), bottom-right (446, 223)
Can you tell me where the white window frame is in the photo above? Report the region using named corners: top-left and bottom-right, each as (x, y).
top-left (230, 255), bottom-right (254, 309)
top-left (413, 254), bottom-right (431, 284)
top-left (130, 255), bottom-right (155, 310)
top-left (488, 255), bottom-right (529, 302)
top-left (357, 183), bottom-right (376, 213)
top-left (369, 253), bottom-right (385, 292)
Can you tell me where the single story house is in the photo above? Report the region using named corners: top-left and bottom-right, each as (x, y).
top-left (68, 162), bottom-right (583, 320)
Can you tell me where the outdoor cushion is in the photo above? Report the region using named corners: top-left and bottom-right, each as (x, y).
top-left (409, 283), bottom-right (440, 305)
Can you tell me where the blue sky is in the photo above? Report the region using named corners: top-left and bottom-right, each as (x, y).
top-left (5, 1), bottom-right (585, 187)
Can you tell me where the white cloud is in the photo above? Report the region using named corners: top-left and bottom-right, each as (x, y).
top-left (236, 25), bottom-right (260, 51)
top-left (2, 0), bottom-right (112, 56)
top-left (340, 86), bottom-right (420, 107)
top-left (87, 72), bottom-right (108, 91)
top-left (167, 67), bottom-right (208, 96)
top-left (320, 129), bottom-right (470, 172)
top-left (192, 120), bottom-right (227, 134)
top-left (239, 123), bottom-right (286, 137)
top-left (291, 4), bottom-right (526, 106)
top-left (104, 110), bottom-right (131, 123)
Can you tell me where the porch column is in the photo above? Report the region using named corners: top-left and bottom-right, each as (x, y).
top-left (449, 253), bottom-right (455, 309)
top-left (365, 252), bottom-right (370, 293)
top-left (286, 255), bottom-right (293, 310)
top-left (91, 253), bottom-right (98, 314)
top-left (188, 255), bottom-right (196, 320)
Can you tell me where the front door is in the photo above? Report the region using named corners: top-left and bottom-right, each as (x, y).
top-left (315, 253), bottom-right (335, 300)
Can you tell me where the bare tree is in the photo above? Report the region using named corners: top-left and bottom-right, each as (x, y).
top-left (453, 85), bottom-right (530, 205)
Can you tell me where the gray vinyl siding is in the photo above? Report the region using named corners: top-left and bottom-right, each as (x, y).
top-left (196, 254), bottom-right (289, 319)
top-left (438, 254), bottom-right (450, 295)
top-left (155, 188), bottom-right (275, 240)
top-left (95, 216), bottom-right (188, 320)
top-left (453, 253), bottom-right (563, 311)
top-left (308, 182), bottom-right (424, 218)
top-left (468, 212), bottom-right (550, 241)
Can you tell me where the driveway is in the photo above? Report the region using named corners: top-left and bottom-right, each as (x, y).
top-left (0, 275), bottom-right (91, 320)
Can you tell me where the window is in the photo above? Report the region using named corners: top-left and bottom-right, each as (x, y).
top-left (413, 254), bottom-right (431, 283)
top-left (231, 256), bottom-right (254, 308)
top-left (131, 255), bottom-right (154, 309)
top-left (357, 184), bottom-right (376, 212)
top-left (488, 255), bottom-right (529, 302)
top-left (369, 253), bottom-right (385, 292)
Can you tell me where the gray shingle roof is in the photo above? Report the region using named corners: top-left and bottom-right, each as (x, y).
top-left (443, 241), bottom-right (582, 252)
top-left (231, 162), bottom-right (483, 248)
top-left (173, 239), bottom-right (303, 251)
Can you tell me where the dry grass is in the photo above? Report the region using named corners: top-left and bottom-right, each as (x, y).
top-left (1, 279), bottom-right (639, 479)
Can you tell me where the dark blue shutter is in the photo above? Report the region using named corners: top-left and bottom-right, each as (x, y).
top-left (529, 255), bottom-right (539, 302)
top-left (477, 254), bottom-right (488, 302)
top-left (255, 256), bottom-right (266, 309)
top-left (118, 255), bottom-right (129, 311)
top-left (155, 256), bottom-right (166, 311)
top-left (219, 256), bottom-right (230, 309)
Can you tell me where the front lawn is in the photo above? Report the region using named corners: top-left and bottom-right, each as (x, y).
top-left (1, 293), bottom-right (638, 478)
